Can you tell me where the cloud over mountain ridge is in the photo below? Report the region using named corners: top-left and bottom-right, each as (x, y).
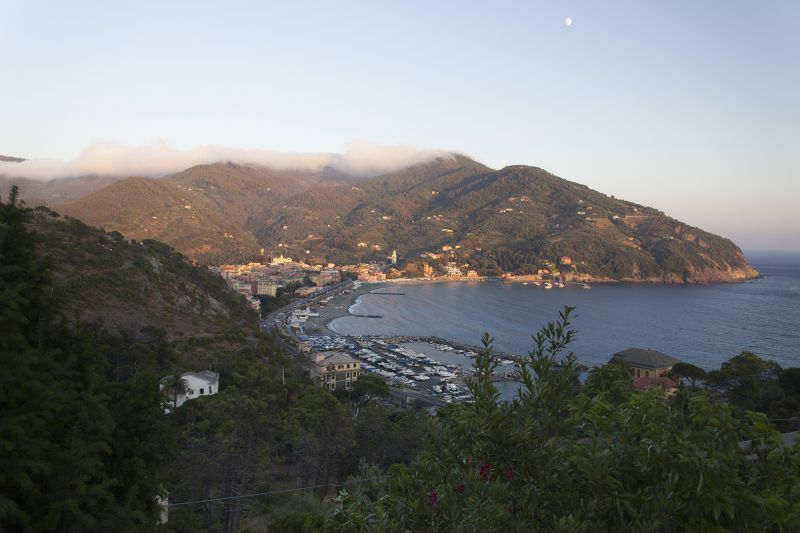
top-left (0, 141), bottom-right (456, 181)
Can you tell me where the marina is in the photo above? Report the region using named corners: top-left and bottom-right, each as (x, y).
top-left (302, 333), bottom-right (486, 404)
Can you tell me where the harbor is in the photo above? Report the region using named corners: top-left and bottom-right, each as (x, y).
top-left (269, 281), bottom-right (596, 406)
top-left (302, 332), bottom-right (525, 404)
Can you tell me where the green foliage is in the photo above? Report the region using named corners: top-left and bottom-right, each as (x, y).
top-left (351, 374), bottom-right (390, 401)
top-left (779, 368), bottom-right (800, 397)
top-left (270, 511), bottom-right (326, 532)
top-left (670, 361), bottom-right (707, 386)
top-left (330, 307), bottom-right (800, 532)
top-left (1, 187), bottom-right (172, 531)
top-left (707, 352), bottom-right (784, 411)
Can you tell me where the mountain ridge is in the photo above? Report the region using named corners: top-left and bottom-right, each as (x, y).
top-left (38, 156), bottom-right (759, 283)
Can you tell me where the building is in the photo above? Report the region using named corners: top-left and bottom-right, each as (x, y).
top-left (445, 263), bottom-right (462, 277)
top-left (161, 370), bottom-right (219, 409)
top-left (633, 375), bottom-right (679, 396)
top-left (248, 297), bottom-right (261, 313)
top-left (612, 348), bottom-right (682, 379)
top-left (270, 253), bottom-right (294, 265)
top-left (256, 280), bottom-right (279, 297)
top-left (309, 351), bottom-right (361, 391)
top-left (231, 279), bottom-right (254, 297)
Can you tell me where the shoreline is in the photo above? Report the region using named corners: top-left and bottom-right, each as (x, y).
top-left (302, 282), bottom-right (388, 335)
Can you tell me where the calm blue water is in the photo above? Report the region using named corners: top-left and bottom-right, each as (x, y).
top-left (330, 252), bottom-right (800, 370)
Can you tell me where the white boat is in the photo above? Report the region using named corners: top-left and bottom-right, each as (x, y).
top-left (544, 282), bottom-right (553, 289)
top-left (582, 283), bottom-right (591, 289)
top-left (556, 281), bottom-right (565, 288)
top-left (522, 282), bottom-right (528, 285)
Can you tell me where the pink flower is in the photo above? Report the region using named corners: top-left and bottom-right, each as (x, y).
top-left (456, 484), bottom-right (466, 494)
top-left (426, 490), bottom-right (439, 508)
top-left (479, 463), bottom-right (492, 479)
top-left (504, 467), bottom-right (514, 480)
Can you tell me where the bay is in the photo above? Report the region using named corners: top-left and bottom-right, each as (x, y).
top-left (330, 252), bottom-right (800, 370)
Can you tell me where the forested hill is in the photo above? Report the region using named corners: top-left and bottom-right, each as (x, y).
top-left (262, 160), bottom-right (758, 283)
top-left (50, 155), bottom-right (757, 282)
top-left (27, 207), bottom-right (257, 343)
top-left (56, 162), bottom-right (352, 264)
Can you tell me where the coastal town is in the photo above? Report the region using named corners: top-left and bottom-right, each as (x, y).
top-left (211, 248), bottom-right (585, 315)
top-left (208, 252), bottom-right (692, 409)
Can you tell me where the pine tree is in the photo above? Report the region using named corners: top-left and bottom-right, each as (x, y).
top-left (1, 188), bottom-right (173, 531)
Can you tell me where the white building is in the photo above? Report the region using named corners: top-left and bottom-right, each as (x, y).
top-left (446, 263), bottom-right (462, 277)
top-left (161, 370), bottom-right (219, 410)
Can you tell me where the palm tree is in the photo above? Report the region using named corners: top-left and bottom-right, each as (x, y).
top-left (161, 375), bottom-right (189, 411)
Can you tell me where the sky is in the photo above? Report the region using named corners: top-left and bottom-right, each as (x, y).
top-left (1, 0), bottom-right (798, 251)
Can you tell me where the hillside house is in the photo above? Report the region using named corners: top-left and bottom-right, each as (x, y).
top-left (161, 370), bottom-right (219, 410)
top-left (612, 348), bottom-right (681, 379)
top-left (310, 351), bottom-right (361, 391)
top-left (445, 263), bottom-right (462, 277)
top-left (633, 375), bottom-right (679, 396)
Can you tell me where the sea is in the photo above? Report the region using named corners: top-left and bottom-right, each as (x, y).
top-left (330, 252), bottom-right (800, 371)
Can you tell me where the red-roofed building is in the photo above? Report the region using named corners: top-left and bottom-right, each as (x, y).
top-left (633, 375), bottom-right (678, 396)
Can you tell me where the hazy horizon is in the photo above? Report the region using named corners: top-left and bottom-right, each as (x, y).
top-left (1, 1), bottom-right (798, 251)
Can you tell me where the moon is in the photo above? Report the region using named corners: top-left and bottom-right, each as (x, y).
top-left (564, 17), bottom-right (573, 26)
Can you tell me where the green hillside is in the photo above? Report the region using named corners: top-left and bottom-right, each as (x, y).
top-left (262, 161), bottom-right (758, 283)
top-left (28, 207), bottom-right (258, 354)
top-left (57, 162), bottom-right (342, 263)
top-left (53, 156), bottom-right (757, 282)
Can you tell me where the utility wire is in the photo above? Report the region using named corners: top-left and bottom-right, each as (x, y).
top-left (167, 476), bottom-right (388, 507)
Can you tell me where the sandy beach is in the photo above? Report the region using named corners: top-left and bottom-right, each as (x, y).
top-left (303, 282), bottom-right (390, 335)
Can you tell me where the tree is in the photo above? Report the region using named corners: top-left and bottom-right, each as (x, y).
top-left (161, 374), bottom-right (189, 410)
top-left (779, 368), bottom-right (800, 398)
top-left (1, 188), bottom-right (171, 530)
top-left (337, 374), bottom-right (390, 413)
top-left (670, 361), bottom-right (707, 387)
top-left (330, 308), bottom-right (800, 532)
top-left (288, 388), bottom-right (355, 497)
top-left (706, 352), bottom-right (783, 411)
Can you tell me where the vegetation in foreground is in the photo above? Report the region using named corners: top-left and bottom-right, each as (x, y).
top-left (330, 310), bottom-right (800, 532)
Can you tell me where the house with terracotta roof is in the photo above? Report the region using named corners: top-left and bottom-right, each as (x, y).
top-left (633, 375), bottom-right (679, 396)
top-left (612, 348), bottom-right (682, 380)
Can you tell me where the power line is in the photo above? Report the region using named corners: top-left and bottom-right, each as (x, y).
top-left (167, 476), bottom-right (388, 507)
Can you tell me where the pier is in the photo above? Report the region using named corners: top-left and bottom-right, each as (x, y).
top-left (370, 291), bottom-right (405, 295)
